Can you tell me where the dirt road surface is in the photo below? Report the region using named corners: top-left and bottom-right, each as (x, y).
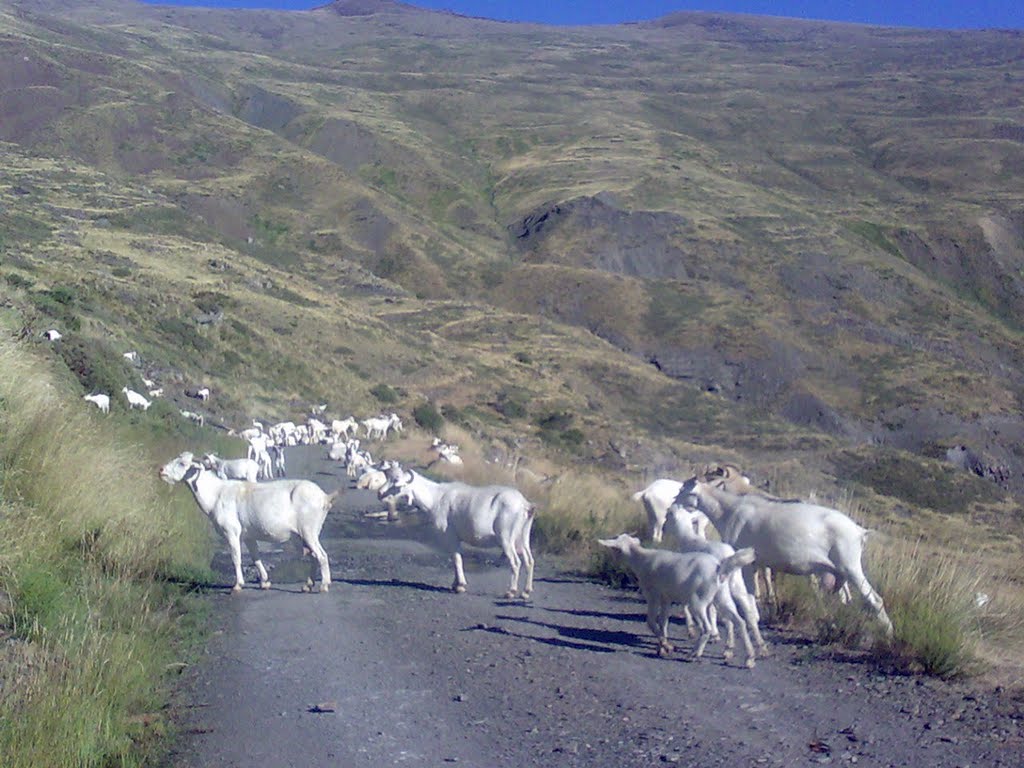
top-left (167, 447), bottom-right (1024, 768)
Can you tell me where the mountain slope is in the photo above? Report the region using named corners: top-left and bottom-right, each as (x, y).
top-left (1, 0), bottom-right (1022, 526)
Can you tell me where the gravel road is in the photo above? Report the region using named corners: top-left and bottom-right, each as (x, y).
top-left (167, 447), bottom-right (1024, 768)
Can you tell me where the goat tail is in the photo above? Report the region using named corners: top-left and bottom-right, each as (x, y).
top-left (717, 547), bottom-right (756, 581)
top-left (631, 489), bottom-right (645, 502)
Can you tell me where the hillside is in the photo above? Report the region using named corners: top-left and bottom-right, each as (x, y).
top-left (0, 0), bottom-right (1022, 542)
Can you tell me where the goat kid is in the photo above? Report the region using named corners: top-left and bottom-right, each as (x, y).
top-left (598, 533), bottom-right (757, 667)
top-left (664, 505), bottom-right (768, 659)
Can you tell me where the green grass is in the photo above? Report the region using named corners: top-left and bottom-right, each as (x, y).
top-left (771, 536), bottom-right (1002, 679)
top-left (0, 336), bottom-right (214, 767)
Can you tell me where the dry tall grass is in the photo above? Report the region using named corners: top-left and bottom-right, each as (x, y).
top-left (0, 337), bottom-right (213, 767)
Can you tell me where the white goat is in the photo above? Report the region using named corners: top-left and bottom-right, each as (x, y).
top-left (675, 478), bottom-right (894, 636)
top-left (81, 397), bottom-right (108, 415)
top-left (180, 410), bottom-right (205, 427)
top-left (379, 464), bottom-right (535, 597)
top-left (83, 392), bottom-right (110, 414)
top-left (361, 413), bottom-right (403, 441)
top-left (269, 420), bottom-right (296, 446)
top-left (430, 438), bottom-right (463, 466)
top-left (356, 461), bottom-right (403, 521)
top-left (700, 463), bottom-right (853, 606)
top-left (664, 505), bottom-right (768, 659)
top-left (239, 424), bottom-right (263, 443)
top-left (42, 329), bottom-right (62, 341)
top-left (331, 417), bottom-right (358, 441)
top-left (197, 387), bottom-right (211, 401)
top-left (245, 433), bottom-right (274, 479)
top-left (121, 386), bottom-right (152, 411)
top-left (203, 453), bottom-right (260, 483)
top-left (632, 479), bottom-right (710, 543)
top-left (346, 443), bottom-right (373, 478)
top-left (598, 533), bottom-right (757, 667)
top-left (160, 452), bottom-right (337, 592)
top-left (148, 387), bottom-right (164, 398)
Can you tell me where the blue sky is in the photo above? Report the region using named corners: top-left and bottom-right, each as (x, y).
top-left (141, 1), bottom-right (1024, 30)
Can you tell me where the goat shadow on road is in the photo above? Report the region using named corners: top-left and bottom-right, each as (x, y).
top-left (487, 613), bottom-right (646, 653)
top-left (338, 576), bottom-right (453, 594)
top-left (464, 621), bottom-right (622, 655)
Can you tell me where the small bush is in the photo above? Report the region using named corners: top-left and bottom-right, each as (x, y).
top-left (532, 471), bottom-right (641, 562)
top-left (536, 412), bottom-right (585, 453)
top-left (4, 273), bottom-right (34, 289)
top-left (494, 390), bottom-right (528, 420)
top-left (370, 383), bottom-right (399, 404)
top-left (537, 411), bottom-right (574, 432)
top-left (412, 401), bottom-right (443, 433)
top-left (156, 316), bottom-right (211, 353)
top-left (873, 541), bottom-right (984, 677)
top-left (440, 403), bottom-right (465, 426)
top-left (10, 562), bottom-right (76, 634)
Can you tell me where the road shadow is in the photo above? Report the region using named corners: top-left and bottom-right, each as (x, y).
top-left (463, 622), bottom-right (620, 654)
top-left (338, 577), bottom-right (452, 594)
top-left (493, 613), bottom-right (645, 651)
top-left (532, 575), bottom-right (593, 585)
top-left (540, 606), bottom-right (648, 623)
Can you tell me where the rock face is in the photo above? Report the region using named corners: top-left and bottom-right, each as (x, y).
top-left (511, 196), bottom-right (700, 280)
top-left (506, 193), bottom-right (1024, 495)
top-left (945, 444), bottom-right (1012, 487)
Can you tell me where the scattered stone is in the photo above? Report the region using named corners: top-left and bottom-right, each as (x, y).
top-left (308, 701), bottom-right (337, 713)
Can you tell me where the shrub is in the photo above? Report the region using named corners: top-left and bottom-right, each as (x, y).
top-left (536, 411), bottom-right (584, 452)
top-left (156, 316), bottom-right (211, 353)
top-left (4, 273), bottom-right (33, 289)
top-left (54, 336), bottom-right (135, 397)
top-left (494, 390), bottom-right (528, 420)
top-left (532, 470), bottom-right (641, 562)
top-left (440, 403), bottom-right (465, 426)
top-left (412, 401), bottom-right (443, 433)
top-left (28, 286), bottom-right (82, 331)
top-left (370, 383), bottom-right (399, 404)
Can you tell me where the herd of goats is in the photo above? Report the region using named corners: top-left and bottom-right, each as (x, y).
top-left (70, 351), bottom-right (895, 669)
top-left (148, 401), bottom-right (895, 671)
top-left (47, 337), bottom-right (893, 668)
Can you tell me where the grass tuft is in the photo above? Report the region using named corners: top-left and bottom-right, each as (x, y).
top-left (773, 537), bottom-right (994, 678)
